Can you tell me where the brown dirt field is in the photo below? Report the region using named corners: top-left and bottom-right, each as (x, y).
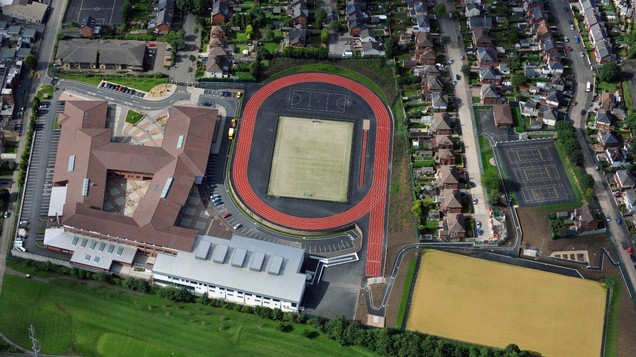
top-left (517, 207), bottom-right (636, 357)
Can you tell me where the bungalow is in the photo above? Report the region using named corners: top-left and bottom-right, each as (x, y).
top-left (479, 66), bottom-right (502, 84)
top-left (440, 189), bottom-right (463, 213)
top-left (477, 47), bottom-right (498, 67)
top-left (431, 92), bottom-right (449, 111)
top-left (625, 189), bottom-right (636, 212)
top-left (432, 135), bottom-right (453, 150)
top-left (437, 165), bottom-right (461, 190)
top-left (430, 113), bottom-right (452, 135)
top-left (212, 0), bottom-right (230, 23)
top-left (571, 203), bottom-right (598, 233)
top-left (492, 103), bottom-right (514, 128)
top-left (598, 131), bottom-right (622, 149)
top-left (595, 111), bottom-right (614, 130)
top-left (472, 28), bottom-right (493, 48)
top-left (606, 147), bottom-right (628, 168)
top-left (480, 84), bottom-right (500, 104)
top-left (615, 169), bottom-right (634, 190)
top-left (439, 213), bottom-right (466, 240)
top-left (435, 149), bottom-right (455, 165)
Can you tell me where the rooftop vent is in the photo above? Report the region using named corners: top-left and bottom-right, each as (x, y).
top-left (81, 178), bottom-right (90, 197)
top-left (249, 252), bottom-right (265, 271)
top-left (231, 248), bottom-right (247, 267)
top-left (176, 135), bottom-right (184, 149)
top-left (68, 155), bottom-right (75, 172)
top-left (267, 256), bottom-right (283, 276)
top-left (194, 241), bottom-right (211, 260)
top-left (160, 178), bottom-right (173, 199)
top-left (212, 244), bottom-right (229, 263)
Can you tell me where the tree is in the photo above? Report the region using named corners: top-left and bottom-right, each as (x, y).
top-left (321, 28), bottom-right (329, 45)
top-left (164, 30), bottom-right (185, 50)
top-left (193, 0), bottom-right (207, 14)
top-left (188, 54), bottom-right (196, 62)
top-left (249, 60), bottom-right (261, 79)
top-left (412, 200), bottom-right (423, 220)
top-left (176, 0), bottom-right (192, 12)
top-left (433, 3), bottom-right (447, 18)
top-left (264, 29), bottom-right (275, 42)
top-left (384, 37), bottom-right (398, 58)
top-left (245, 24), bottom-right (254, 41)
top-left (23, 54), bottom-right (37, 70)
top-left (597, 62), bottom-right (621, 82)
top-left (511, 74), bottom-right (529, 86)
top-left (461, 64), bottom-right (470, 77)
top-left (488, 188), bottom-right (502, 205)
top-left (328, 21), bottom-right (340, 32)
top-left (122, 0), bottom-right (133, 24)
top-left (482, 170), bottom-right (502, 193)
top-left (314, 8), bottom-right (327, 28)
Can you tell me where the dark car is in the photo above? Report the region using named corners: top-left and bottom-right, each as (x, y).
top-left (455, 74), bottom-right (461, 80)
top-left (580, 109), bottom-right (587, 115)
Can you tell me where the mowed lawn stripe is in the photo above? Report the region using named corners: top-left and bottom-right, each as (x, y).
top-left (0, 276), bottom-right (372, 357)
top-left (406, 250), bottom-right (606, 357)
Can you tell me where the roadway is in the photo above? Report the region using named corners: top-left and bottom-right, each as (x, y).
top-left (550, 0), bottom-right (636, 293)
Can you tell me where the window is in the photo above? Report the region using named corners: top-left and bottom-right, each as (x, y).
top-left (292, 303), bottom-right (297, 307)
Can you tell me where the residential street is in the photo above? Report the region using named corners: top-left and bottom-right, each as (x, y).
top-left (552, 0), bottom-right (636, 291)
top-left (171, 13), bottom-right (199, 84)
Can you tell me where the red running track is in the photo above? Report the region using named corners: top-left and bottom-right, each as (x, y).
top-left (232, 73), bottom-right (390, 277)
top-left (358, 129), bottom-right (368, 189)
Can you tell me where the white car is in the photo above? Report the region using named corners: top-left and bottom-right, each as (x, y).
top-left (476, 221), bottom-right (482, 228)
top-left (580, 51), bottom-right (585, 58)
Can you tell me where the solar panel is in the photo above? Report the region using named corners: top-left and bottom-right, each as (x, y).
top-left (160, 177), bottom-right (173, 198)
top-left (81, 178), bottom-right (90, 197)
top-left (68, 155), bottom-right (76, 172)
top-left (212, 244), bottom-right (228, 263)
top-left (176, 135), bottom-right (184, 149)
top-left (249, 252), bottom-right (265, 271)
top-left (267, 256), bottom-right (283, 275)
top-left (231, 248), bottom-right (247, 267)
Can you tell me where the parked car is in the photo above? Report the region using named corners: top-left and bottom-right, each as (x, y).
top-left (567, 46), bottom-right (573, 52)
top-left (3, 211), bottom-right (9, 218)
top-left (455, 74), bottom-right (461, 80)
top-left (477, 228), bottom-right (484, 236)
top-left (213, 201), bottom-right (224, 207)
top-left (221, 212), bottom-right (231, 219)
top-left (233, 223), bottom-right (242, 230)
top-left (606, 216), bottom-right (611, 222)
top-left (579, 51), bottom-right (585, 58)
top-left (616, 217), bottom-right (622, 224)
top-left (472, 198), bottom-right (478, 204)
top-left (574, 35), bottom-right (580, 43)
top-left (476, 221), bottom-right (482, 228)
top-left (564, 36), bottom-right (569, 43)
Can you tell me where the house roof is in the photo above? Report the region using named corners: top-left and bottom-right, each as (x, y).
top-left (444, 213), bottom-right (466, 234)
top-left (599, 131), bottom-right (621, 146)
top-left (21, 28), bottom-right (36, 38)
top-left (441, 189), bottom-right (462, 210)
top-left (434, 135), bottom-right (453, 146)
top-left (431, 92), bottom-right (448, 108)
top-left (595, 40), bottom-right (613, 60)
top-left (467, 16), bottom-right (493, 29)
top-left (56, 39), bottom-right (146, 67)
top-left (607, 147), bottom-right (625, 162)
top-left (52, 101), bottom-right (218, 252)
top-left (436, 149), bottom-right (454, 160)
top-left (154, 9), bottom-right (172, 26)
top-left (431, 113), bottom-right (451, 131)
top-left (438, 165), bottom-right (460, 185)
top-left (288, 28), bottom-right (307, 45)
top-left (426, 76), bottom-right (444, 91)
top-left (596, 111), bottom-right (613, 125)
top-left (481, 84), bottom-right (498, 98)
top-left (616, 170), bottom-right (634, 187)
top-left (573, 203), bottom-right (595, 225)
top-left (2, 1), bottom-right (48, 23)
top-left (492, 103), bottom-right (514, 125)
top-left (415, 32), bottom-right (434, 48)
top-left (625, 189), bottom-right (636, 205)
top-left (477, 47), bottom-right (497, 62)
top-left (479, 66), bottom-right (501, 80)
top-left (472, 28), bottom-right (492, 46)
top-left (212, 0), bottom-right (229, 16)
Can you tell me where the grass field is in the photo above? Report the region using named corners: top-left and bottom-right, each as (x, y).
top-left (58, 74), bottom-right (168, 92)
top-left (406, 250), bottom-right (606, 357)
top-left (0, 275), bottom-right (371, 357)
top-left (268, 116), bottom-right (353, 202)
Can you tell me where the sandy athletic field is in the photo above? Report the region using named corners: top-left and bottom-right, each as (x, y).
top-left (406, 250), bottom-right (606, 357)
top-left (268, 116), bottom-right (353, 202)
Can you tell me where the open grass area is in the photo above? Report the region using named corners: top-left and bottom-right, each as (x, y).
top-left (3, 143), bottom-right (18, 154)
top-left (36, 84), bottom-right (54, 100)
top-left (511, 105), bottom-right (526, 133)
top-left (478, 136), bottom-right (497, 177)
top-left (406, 250), bottom-right (607, 357)
top-left (597, 81), bottom-right (618, 93)
top-left (395, 258), bottom-right (417, 328)
top-left (602, 277), bottom-right (620, 357)
top-left (622, 81), bottom-right (633, 115)
top-left (268, 116), bottom-right (353, 202)
top-left (0, 275), bottom-right (371, 357)
top-left (58, 74), bottom-right (168, 92)
top-left (125, 110), bottom-right (144, 125)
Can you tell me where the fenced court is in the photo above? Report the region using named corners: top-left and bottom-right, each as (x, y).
top-left (496, 140), bottom-right (576, 207)
top-left (63, 0), bottom-right (124, 25)
top-left (268, 116), bottom-right (353, 202)
top-left (406, 250), bottom-right (607, 357)
top-left (289, 90), bottom-right (349, 114)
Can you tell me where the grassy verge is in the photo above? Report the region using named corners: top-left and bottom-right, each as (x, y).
top-left (601, 277), bottom-right (620, 357)
top-left (59, 74), bottom-right (168, 92)
top-left (0, 275), bottom-right (371, 357)
top-left (53, 115), bottom-right (60, 130)
top-left (395, 258), bottom-right (417, 329)
top-left (36, 84), bottom-right (54, 100)
top-left (511, 105), bottom-right (526, 133)
top-left (622, 81), bottom-right (633, 115)
top-left (478, 136), bottom-right (497, 177)
top-left (125, 110), bottom-right (144, 125)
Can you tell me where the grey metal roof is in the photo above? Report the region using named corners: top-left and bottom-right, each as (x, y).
top-left (153, 235), bottom-right (306, 303)
top-left (56, 39), bottom-right (146, 67)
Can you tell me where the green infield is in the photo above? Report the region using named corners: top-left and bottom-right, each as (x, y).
top-left (0, 275), bottom-right (371, 357)
top-left (268, 116), bottom-right (353, 203)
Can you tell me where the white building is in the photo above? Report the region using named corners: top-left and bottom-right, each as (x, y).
top-left (153, 235), bottom-right (307, 312)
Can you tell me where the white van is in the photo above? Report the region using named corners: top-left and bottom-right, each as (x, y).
top-left (586, 82), bottom-right (592, 92)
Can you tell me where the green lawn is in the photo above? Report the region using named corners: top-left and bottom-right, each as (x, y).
top-left (511, 105), bottom-right (527, 133)
top-left (395, 258), bottom-right (417, 328)
top-left (602, 277), bottom-right (620, 357)
top-left (596, 81), bottom-right (618, 93)
top-left (36, 84), bottom-right (54, 100)
top-left (125, 110), bottom-right (144, 125)
top-left (0, 275), bottom-right (372, 357)
top-left (3, 144), bottom-right (18, 154)
top-left (58, 74), bottom-right (168, 92)
top-left (265, 64), bottom-right (386, 102)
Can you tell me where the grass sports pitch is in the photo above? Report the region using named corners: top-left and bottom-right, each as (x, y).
top-left (268, 116), bottom-right (353, 202)
top-left (0, 275), bottom-right (371, 357)
top-left (406, 250), bottom-right (606, 357)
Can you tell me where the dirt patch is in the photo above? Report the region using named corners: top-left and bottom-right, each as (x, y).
top-left (385, 250), bottom-right (418, 328)
top-left (146, 84), bottom-right (175, 98)
top-left (370, 282), bottom-right (385, 303)
top-left (489, 157), bottom-right (496, 166)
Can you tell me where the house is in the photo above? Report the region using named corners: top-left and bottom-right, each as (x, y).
top-left (465, 3), bottom-right (481, 16)
top-left (571, 204), bottom-right (598, 233)
top-left (472, 28), bottom-right (493, 48)
top-left (625, 189), bottom-right (636, 212)
top-left (540, 36), bottom-right (558, 55)
top-left (599, 91), bottom-right (615, 111)
top-left (412, 16), bottom-right (431, 33)
top-left (286, 28), bottom-right (307, 47)
top-left (414, 64), bottom-right (440, 78)
top-left (539, 107), bottom-right (558, 126)
top-left (614, 169), bottom-right (634, 190)
top-left (598, 131), bottom-right (621, 149)
top-left (437, 165), bottom-right (461, 189)
top-left (415, 47), bottom-right (436, 65)
top-left (415, 32), bottom-right (434, 49)
top-left (431, 93), bottom-right (449, 111)
top-left (548, 60), bottom-right (564, 74)
top-left (595, 111), bottom-right (614, 130)
top-left (158, 0), bottom-right (175, 11)
top-left (430, 113), bottom-right (452, 135)
top-left (479, 66), bottom-right (502, 84)
top-left (606, 147), bottom-right (628, 168)
top-left (439, 213), bottom-right (466, 240)
top-left (440, 189), bottom-right (462, 213)
top-left (79, 16), bottom-right (96, 38)
top-left (421, 76), bottom-right (444, 98)
top-left (2, 0), bottom-right (48, 24)
top-left (584, 8), bottom-right (601, 30)
top-left (467, 16), bottom-right (493, 30)
top-left (361, 41), bottom-right (384, 57)
top-left (535, 19), bottom-right (550, 38)
top-left (594, 40), bottom-right (614, 64)
top-left (212, 0), bottom-right (230, 23)
top-left (348, 17), bottom-right (367, 36)
top-left (477, 47), bottom-right (498, 66)
top-left (435, 149), bottom-right (455, 165)
top-left (550, 74), bottom-right (566, 91)
top-left (55, 39), bottom-right (146, 71)
top-left (480, 84), bottom-right (500, 104)
top-left (150, 9), bottom-right (172, 34)
top-left (492, 103), bottom-right (514, 128)
top-left (206, 47), bottom-right (227, 78)
top-left (589, 23), bottom-right (606, 46)
top-left (432, 135), bottom-right (453, 150)
top-left (358, 28), bottom-right (376, 42)
top-left (20, 27), bottom-right (37, 44)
